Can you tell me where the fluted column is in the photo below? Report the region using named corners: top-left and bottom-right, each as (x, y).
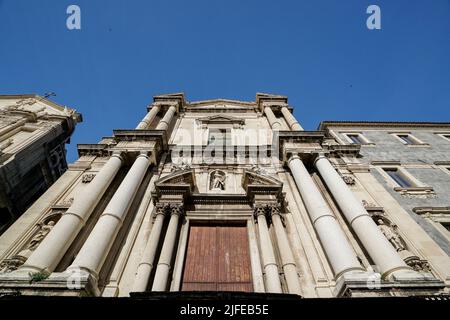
top-left (155, 106), bottom-right (176, 131)
top-left (151, 204), bottom-right (183, 291)
top-left (264, 107), bottom-right (282, 130)
top-left (136, 105), bottom-right (160, 129)
top-left (132, 203), bottom-right (167, 292)
top-left (19, 154), bottom-right (124, 274)
top-left (270, 205), bottom-right (302, 295)
top-left (287, 155), bottom-right (364, 277)
top-left (68, 153), bottom-right (151, 278)
top-left (254, 205), bottom-right (283, 293)
top-left (281, 107), bottom-right (303, 131)
top-left (314, 156), bottom-right (411, 278)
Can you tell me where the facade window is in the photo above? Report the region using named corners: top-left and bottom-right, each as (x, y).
top-left (342, 132), bottom-right (371, 145)
top-left (397, 134), bottom-right (417, 145)
top-left (347, 134), bottom-right (364, 144)
top-left (441, 222), bottom-right (450, 232)
top-left (436, 133), bottom-right (450, 142)
top-left (208, 129), bottom-right (231, 146)
top-left (383, 168), bottom-right (413, 188)
top-left (414, 207), bottom-right (450, 243)
top-left (392, 133), bottom-right (424, 145)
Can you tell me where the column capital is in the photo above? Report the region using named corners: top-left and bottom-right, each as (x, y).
top-left (253, 203), bottom-right (283, 224)
top-left (155, 202), bottom-right (185, 217)
top-left (169, 203), bottom-right (184, 217)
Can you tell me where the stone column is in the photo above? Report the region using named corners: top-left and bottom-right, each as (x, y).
top-left (270, 205), bottom-right (302, 295)
top-left (136, 105), bottom-right (160, 129)
top-left (281, 107), bottom-right (303, 131)
top-left (264, 107), bottom-right (282, 130)
top-left (314, 156), bottom-right (411, 278)
top-left (254, 205), bottom-right (283, 293)
top-left (19, 153), bottom-right (124, 274)
top-left (287, 155), bottom-right (364, 277)
top-left (67, 153), bottom-right (151, 278)
top-left (151, 204), bottom-right (183, 291)
top-left (132, 203), bottom-right (167, 292)
top-left (155, 106), bottom-right (176, 131)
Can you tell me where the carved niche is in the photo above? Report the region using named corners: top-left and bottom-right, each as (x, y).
top-left (0, 210), bottom-right (63, 273)
top-left (209, 170), bottom-right (226, 191)
top-left (371, 213), bottom-right (432, 273)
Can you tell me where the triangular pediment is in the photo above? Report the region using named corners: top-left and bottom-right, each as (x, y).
top-left (155, 169), bottom-right (196, 187)
top-left (242, 169), bottom-right (284, 202)
top-left (197, 114), bottom-right (245, 125)
top-left (242, 170), bottom-right (283, 188)
top-left (152, 169), bottom-right (196, 202)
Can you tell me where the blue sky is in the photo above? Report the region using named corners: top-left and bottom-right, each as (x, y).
top-left (0, 0), bottom-right (449, 162)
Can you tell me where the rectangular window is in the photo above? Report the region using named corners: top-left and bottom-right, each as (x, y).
top-left (397, 134), bottom-right (417, 145)
top-left (383, 168), bottom-right (413, 188)
top-left (347, 134), bottom-right (364, 144)
top-left (208, 129), bottom-right (230, 146)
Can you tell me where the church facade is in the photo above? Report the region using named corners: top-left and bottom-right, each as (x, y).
top-left (0, 93), bottom-right (448, 298)
top-left (0, 95), bottom-right (81, 235)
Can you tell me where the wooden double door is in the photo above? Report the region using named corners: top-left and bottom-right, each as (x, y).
top-left (181, 224), bottom-right (253, 292)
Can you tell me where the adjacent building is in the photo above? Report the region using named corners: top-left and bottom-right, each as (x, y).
top-left (0, 93), bottom-right (448, 298)
top-left (0, 95), bottom-right (81, 234)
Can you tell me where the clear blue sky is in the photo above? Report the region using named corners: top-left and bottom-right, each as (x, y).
top-left (1, 0), bottom-right (449, 162)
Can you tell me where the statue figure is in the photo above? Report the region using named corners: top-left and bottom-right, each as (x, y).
top-left (211, 171), bottom-right (226, 191)
top-left (377, 219), bottom-right (406, 252)
top-left (27, 221), bottom-right (55, 251)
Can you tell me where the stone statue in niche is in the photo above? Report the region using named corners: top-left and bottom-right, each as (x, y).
top-left (376, 219), bottom-right (406, 252)
top-left (210, 170), bottom-right (226, 191)
top-left (28, 221), bottom-right (55, 251)
top-left (17, 221), bottom-right (55, 259)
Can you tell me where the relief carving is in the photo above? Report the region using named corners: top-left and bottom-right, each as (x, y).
top-left (82, 173), bottom-right (96, 183)
top-left (342, 175), bottom-right (356, 185)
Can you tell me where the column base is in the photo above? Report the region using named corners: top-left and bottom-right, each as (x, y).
top-left (333, 271), bottom-right (444, 297)
top-left (0, 271), bottom-right (99, 297)
top-left (389, 270), bottom-right (436, 282)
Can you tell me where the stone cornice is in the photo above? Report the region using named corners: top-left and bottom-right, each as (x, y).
top-left (413, 207), bottom-right (450, 215)
top-left (113, 129), bottom-right (168, 151)
top-left (77, 144), bottom-right (110, 157)
top-left (319, 121), bottom-right (450, 130)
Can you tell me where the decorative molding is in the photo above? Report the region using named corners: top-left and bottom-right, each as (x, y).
top-left (81, 173), bottom-right (96, 183)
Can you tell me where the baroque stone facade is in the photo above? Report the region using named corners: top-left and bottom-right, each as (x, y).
top-left (0, 95), bottom-right (81, 235)
top-left (0, 93), bottom-right (448, 298)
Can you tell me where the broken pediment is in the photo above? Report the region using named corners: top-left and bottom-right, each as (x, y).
top-left (242, 169), bottom-right (284, 202)
top-left (152, 169), bottom-right (196, 202)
